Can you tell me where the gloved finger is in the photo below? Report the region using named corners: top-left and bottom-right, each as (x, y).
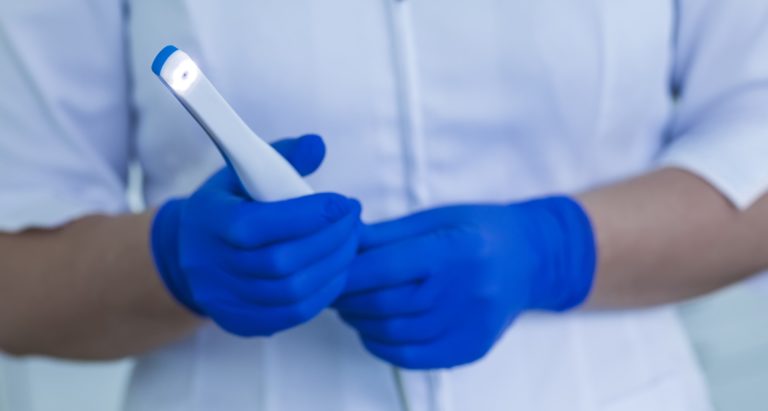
top-left (220, 201), bottom-right (361, 276)
top-left (224, 234), bottom-right (358, 306)
top-left (202, 272), bottom-right (348, 337)
top-left (219, 193), bottom-right (361, 248)
top-left (198, 165), bottom-right (251, 198)
top-left (270, 134), bottom-right (326, 177)
top-left (340, 304), bottom-right (456, 345)
top-left (342, 237), bottom-right (431, 295)
top-left (333, 280), bottom-right (438, 318)
top-left (360, 322), bottom-right (492, 370)
top-left (343, 226), bottom-right (482, 295)
top-left (361, 206), bottom-right (471, 250)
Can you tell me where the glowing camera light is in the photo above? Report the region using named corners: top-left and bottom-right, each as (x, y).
top-left (168, 58), bottom-right (200, 93)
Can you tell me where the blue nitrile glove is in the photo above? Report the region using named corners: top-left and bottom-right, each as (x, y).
top-left (334, 197), bottom-right (596, 369)
top-left (151, 134), bottom-right (362, 337)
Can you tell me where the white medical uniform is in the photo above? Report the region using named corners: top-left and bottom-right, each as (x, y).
top-left (2, 0), bottom-right (768, 410)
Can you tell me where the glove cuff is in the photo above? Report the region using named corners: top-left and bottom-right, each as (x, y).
top-left (150, 199), bottom-right (204, 316)
top-left (520, 196), bottom-right (597, 312)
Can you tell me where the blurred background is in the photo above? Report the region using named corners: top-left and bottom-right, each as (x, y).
top-left (2, 282), bottom-right (768, 411)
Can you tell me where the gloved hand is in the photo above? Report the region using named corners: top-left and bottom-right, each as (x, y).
top-left (151, 134), bottom-right (362, 337)
top-left (335, 197), bottom-right (596, 369)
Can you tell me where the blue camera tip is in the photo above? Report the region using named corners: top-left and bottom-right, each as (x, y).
top-left (152, 45), bottom-right (179, 76)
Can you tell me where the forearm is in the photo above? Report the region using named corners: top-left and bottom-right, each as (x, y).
top-left (579, 167), bottom-right (768, 308)
top-left (0, 212), bottom-right (201, 360)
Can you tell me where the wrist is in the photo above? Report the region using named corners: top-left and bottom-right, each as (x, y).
top-left (517, 196), bottom-right (597, 312)
top-left (150, 199), bottom-right (203, 316)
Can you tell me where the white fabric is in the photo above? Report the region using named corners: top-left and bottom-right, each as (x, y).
top-left (4, 0), bottom-right (768, 409)
top-left (0, 0), bottom-right (131, 232)
top-left (659, 1), bottom-right (768, 209)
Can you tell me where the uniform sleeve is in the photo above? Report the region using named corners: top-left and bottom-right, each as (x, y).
top-left (659, 0), bottom-right (768, 209)
top-left (0, 0), bottom-right (131, 233)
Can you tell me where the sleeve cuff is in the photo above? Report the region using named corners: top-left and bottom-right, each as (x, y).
top-left (0, 189), bottom-right (128, 233)
top-left (658, 129), bottom-right (768, 210)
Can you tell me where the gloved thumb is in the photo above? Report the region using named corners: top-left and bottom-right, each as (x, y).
top-left (271, 134), bottom-right (326, 177)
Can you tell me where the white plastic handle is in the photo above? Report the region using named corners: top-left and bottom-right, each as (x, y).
top-left (153, 46), bottom-right (313, 202)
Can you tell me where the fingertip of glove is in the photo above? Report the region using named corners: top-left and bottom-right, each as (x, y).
top-left (319, 194), bottom-right (362, 223)
top-left (292, 134), bottom-right (326, 176)
top-left (297, 133), bottom-right (324, 148)
top-left (348, 198), bottom-right (363, 215)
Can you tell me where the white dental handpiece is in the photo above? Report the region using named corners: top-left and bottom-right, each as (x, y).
top-left (152, 45), bottom-right (313, 201)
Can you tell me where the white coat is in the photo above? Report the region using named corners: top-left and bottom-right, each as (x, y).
top-left (3, 1), bottom-right (768, 410)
